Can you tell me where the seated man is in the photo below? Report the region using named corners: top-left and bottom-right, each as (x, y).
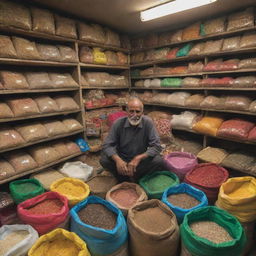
top-left (100, 97), bottom-right (166, 181)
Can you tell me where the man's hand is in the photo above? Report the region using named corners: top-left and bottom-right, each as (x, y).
top-left (128, 157), bottom-right (141, 176)
top-left (116, 158), bottom-right (128, 175)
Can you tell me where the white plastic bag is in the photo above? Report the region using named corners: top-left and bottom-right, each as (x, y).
top-left (171, 111), bottom-right (199, 130)
top-left (0, 224), bottom-right (38, 256)
top-left (59, 161), bottom-right (93, 181)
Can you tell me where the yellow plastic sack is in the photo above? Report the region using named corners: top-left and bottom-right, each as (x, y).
top-left (93, 48), bottom-right (107, 64)
top-left (216, 177), bottom-right (256, 222)
top-left (192, 116), bottom-right (224, 136)
top-left (50, 177), bottom-right (90, 207)
top-left (28, 228), bottom-right (91, 256)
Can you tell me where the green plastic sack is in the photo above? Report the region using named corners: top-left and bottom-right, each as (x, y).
top-left (176, 43), bottom-right (193, 57)
top-left (139, 171), bottom-right (179, 199)
top-left (200, 24), bottom-right (206, 36)
top-left (131, 69), bottom-right (140, 78)
top-left (10, 179), bottom-right (44, 204)
top-left (161, 78), bottom-right (182, 87)
top-left (180, 206), bottom-right (246, 256)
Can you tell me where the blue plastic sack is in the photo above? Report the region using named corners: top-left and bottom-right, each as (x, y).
top-left (70, 195), bottom-right (128, 256)
top-left (162, 183), bottom-right (208, 223)
top-left (75, 138), bottom-right (90, 152)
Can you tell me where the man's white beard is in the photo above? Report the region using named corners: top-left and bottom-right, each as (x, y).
top-left (128, 115), bottom-right (142, 126)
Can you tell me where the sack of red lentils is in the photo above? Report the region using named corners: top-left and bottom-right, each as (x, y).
top-left (184, 163), bottom-right (229, 203)
top-left (127, 199), bottom-right (179, 256)
top-left (106, 182), bottom-right (148, 216)
top-left (17, 191), bottom-right (69, 235)
top-left (70, 196), bottom-right (128, 256)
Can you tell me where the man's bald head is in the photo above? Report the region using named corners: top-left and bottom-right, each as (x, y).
top-left (127, 97), bottom-right (144, 112)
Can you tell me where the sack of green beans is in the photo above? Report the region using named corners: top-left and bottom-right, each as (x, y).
top-left (9, 179), bottom-right (44, 204)
top-left (180, 206), bottom-right (246, 256)
top-left (139, 171), bottom-right (179, 199)
top-left (161, 78), bottom-right (183, 87)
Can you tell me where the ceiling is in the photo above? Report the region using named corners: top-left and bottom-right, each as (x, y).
top-left (31, 0), bottom-right (256, 35)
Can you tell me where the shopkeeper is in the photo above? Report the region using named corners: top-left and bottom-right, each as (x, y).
top-left (100, 97), bottom-right (166, 181)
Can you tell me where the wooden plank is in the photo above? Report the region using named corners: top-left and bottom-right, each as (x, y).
top-left (131, 87), bottom-right (256, 91)
top-left (0, 88), bottom-right (79, 94)
top-left (80, 63), bottom-right (129, 69)
top-left (82, 86), bottom-right (129, 90)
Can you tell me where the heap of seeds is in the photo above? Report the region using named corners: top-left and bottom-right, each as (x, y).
top-left (190, 221), bottom-right (233, 243)
top-left (167, 193), bottom-right (200, 209)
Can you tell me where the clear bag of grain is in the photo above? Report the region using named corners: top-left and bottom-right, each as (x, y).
top-left (249, 100), bottom-right (256, 112)
top-left (158, 31), bottom-right (172, 46)
top-left (42, 120), bottom-right (68, 136)
top-left (31, 169), bottom-right (66, 190)
top-left (4, 151), bottom-right (38, 173)
top-left (52, 142), bottom-right (70, 158)
top-left (0, 101), bottom-right (14, 118)
top-left (120, 34), bottom-right (131, 49)
top-left (239, 32), bottom-right (256, 48)
top-left (53, 96), bottom-right (79, 111)
top-left (227, 7), bottom-right (254, 31)
top-left (0, 35), bottom-right (17, 58)
top-left (49, 73), bottom-right (78, 88)
top-left (58, 45), bottom-right (78, 62)
top-left (84, 72), bottom-right (104, 86)
top-left (203, 39), bottom-right (223, 54)
top-left (7, 98), bottom-right (40, 117)
top-left (197, 146), bottom-right (229, 164)
top-left (144, 33), bottom-right (158, 48)
top-left (0, 192), bottom-right (14, 210)
top-left (222, 36), bottom-right (241, 51)
top-left (238, 58), bottom-right (256, 69)
top-left (31, 7), bottom-right (55, 34)
top-left (25, 72), bottom-right (53, 89)
top-left (182, 77), bottom-right (201, 87)
top-left (166, 92), bottom-right (191, 106)
top-left (219, 59), bottom-right (239, 71)
top-left (29, 145), bottom-right (61, 165)
top-left (37, 44), bottom-right (61, 61)
top-left (0, 159), bottom-right (16, 180)
top-left (203, 16), bottom-right (226, 35)
top-left (79, 46), bottom-right (93, 63)
top-left (185, 94), bottom-right (205, 107)
top-left (171, 29), bottom-right (183, 42)
top-left (55, 14), bottom-right (77, 39)
top-left (0, 224), bottom-right (39, 256)
top-left (233, 76), bottom-right (256, 87)
top-left (224, 95), bottom-right (252, 111)
top-left (0, 126), bottom-right (25, 150)
top-left (34, 96), bottom-right (59, 113)
top-left (12, 36), bottom-right (41, 60)
top-left (130, 52), bottom-right (145, 64)
top-left (105, 51), bottom-right (119, 65)
top-left (200, 95), bottom-right (225, 109)
top-left (15, 122), bottom-right (48, 142)
top-left (0, 0), bottom-right (31, 30)
top-left (65, 140), bottom-right (81, 154)
top-left (188, 61), bottom-right (204, 73)
top-left (78, 22), bottom-right (105, 43)
top-left (0, 71), bottom-right (29, 89)
top-left (62, 118), bottom-right (83, 132)
top-left (188, 42), bottom-right (205, 56)
top-left (128, 199), bottom-right (179, 256)
top-left (117, 51), bottom-right (128, 65)
top-left (105, 28), bottom-right (121, 47)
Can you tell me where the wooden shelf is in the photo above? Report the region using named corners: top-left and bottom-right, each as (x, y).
top-left (85, 104), bottom-right (119, 110)
top-left (0, 88), bottom-right (79, 94)
top-left (0, 129), bottom-right (84, 154)
top-left (132, 86), bottom-right (256, 91)
top-left (82, 86), bottom-right (129, 90)
top-left (131, 47), bottom-right (256, 68)
top-left (0, 152), bottom-right (82, 184)
top-left (131, 26), bottom-right (256, 53)
top-left (0, 110), bottom-right (81, 123)
top-left (0, 58), bottom-right (77, 66)
top-left (80, 63), bottom-right (129, 69)
top-left (144, 102), bottom-right (256, 116)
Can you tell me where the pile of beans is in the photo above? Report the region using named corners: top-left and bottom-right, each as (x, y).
top-left (0, 230), bottom-right (29, 255)
top-left (146, 175), bottom-right (175, 191)
top-left (14, 183), bottom-right (39, 194)
top-left (110, 188), bottom-right (139, 208)
top-left (133, 207), bottom-right (172, 233)
top-left (27, 199), bottom-right (63, 214)
top-left (190, 221), bottom-right (233, 243)
top-left (167, 193), bottom-right (200, 209)
top-left (78, 203), bottom-right (116, 230)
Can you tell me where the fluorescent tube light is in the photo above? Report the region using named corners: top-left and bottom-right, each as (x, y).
top-left (141, 0), bottom-right (217, 22)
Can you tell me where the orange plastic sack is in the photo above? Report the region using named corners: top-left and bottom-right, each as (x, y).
top-left (193, 116), bottom-right (224, 136)
top-left (182, 22), bottom-right (201, 41)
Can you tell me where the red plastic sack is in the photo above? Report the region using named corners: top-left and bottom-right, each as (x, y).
top-left (203, 59), bottom-right (222, 71)
top-left (164, 152), bottom-right (198, 180)
top-left (219, 59), bottom-right (239, 71)
top-left (184, 163), bottom-right (229, 203)
top-left (248, 126), bottom-right (256, 141)
top-left (217, 119), bottom-right (255, 140)
top-left (167, 48), bottom-right (179, 59)
top-left (17, 191), bottom-right (69, 235)
top-left (107, 111), bottom-right (127, 127)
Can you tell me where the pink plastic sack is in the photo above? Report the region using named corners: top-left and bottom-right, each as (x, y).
top-left (164, 152), bottom-right (198, 180)
top-left (107, 111), bottom-right (127, 127)
top-left (217, 119), bottom-right (255, 140)
top-left (248, 126), bottom-right (256, 141)
top-left (17, 191), bottom-right (69, 235)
